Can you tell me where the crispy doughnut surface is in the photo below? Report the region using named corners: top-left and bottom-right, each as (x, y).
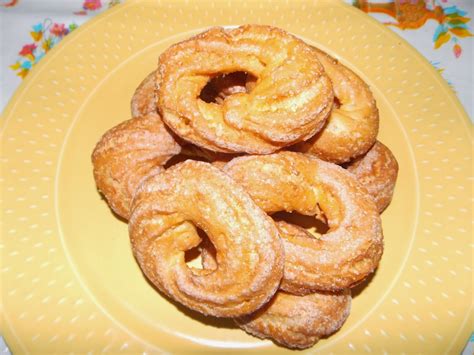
top-left (223, 151), bottom-right (383, 293)
top-left (130, 70), bottom-right (240, 164)
top-left (128, 161), bottom-right (284, 317)
top-left (91, 113), bottom-right (181, 219)
top-left (201, 221), bottom-right (351, 349)
top-left (157, 25), bottom-right (333, 153)
top-left (346, 141), bottom-right (398, 212)
top-left (237, 290), bottom-right (351, 349)
top-left (294, 48), bottom-right (379, 163)
top-left (131, 70), bottom-right (158, 117)
top-left (94, 69), bottom-right (235, 220)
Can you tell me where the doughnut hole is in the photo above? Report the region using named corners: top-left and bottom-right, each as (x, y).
top-left (199, 71), bottom-right (258, 104)
top-left (184, 245), bottom-right (203, 269)
top-left (184, 228), bottom-right (216, 274)
top-left (272, 211), bottom-right (329, 238)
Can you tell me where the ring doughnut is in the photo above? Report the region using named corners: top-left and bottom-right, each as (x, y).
top-left (131, 70), bottom-right (158, 118)
top-left (130, 69), bottom-right (239, 164)
top-left (157, 25), bottom-right (333, 154)
top-left (132, 69), bottom-right (234, 155)
top-left (293, 48), bottom-right (379, 163)
top-left (223, 151), bottom-right (383, 293)
top-left (94, 92), bottom-right (235, 221)
top-left (91, 113), bottom-right (181, 219)
top-left (237, 290), bottom-right (351, 349)
top-left (346, 141), bottom-right (398, 212)
top-left (128, 161), bottom-right (284, 317)
top-left (200, 224), bottom-right (351, 350)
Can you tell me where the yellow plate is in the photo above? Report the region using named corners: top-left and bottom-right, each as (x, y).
top-left (1, 0), bottom-right (472, 353)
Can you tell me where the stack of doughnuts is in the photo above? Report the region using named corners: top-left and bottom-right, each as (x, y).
top-left (92, 25), bottom-right (398, 349)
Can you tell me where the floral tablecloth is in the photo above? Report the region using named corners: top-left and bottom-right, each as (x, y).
top-left (0, 0), bottom-right (473, 353)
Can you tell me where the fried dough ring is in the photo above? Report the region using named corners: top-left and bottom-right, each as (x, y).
top-left (128, 161), bottom-right (284, 317)
top-left (130, 69), bottom-right (237, 164)
top-left (96, 69), bottom-right (235, 220)
top-left (201, 221), bottom-right (351, 349)
top-left (157, 25), bottom-right (333, 154)
top-left (131, 70), bottom-right (158, 117)
top-left (91, 113), bottom-right (181, 219)
top-left (237, 290), bottom-right (351, 349)
top-left (94, 70), bottom-right (234, 220)
top-left (294, 48), bottom-right (379, 163)
top-left (223, 152), bottom-right (383, 293)
top-left (346, 141), bottom-right (398, 213)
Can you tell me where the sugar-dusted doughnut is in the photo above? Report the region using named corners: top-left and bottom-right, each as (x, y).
top-left (129, 161), bottom-right (284, 317)
top-left (223, 152), bottom-right (383, 293)
top-left (294, 48), bottom-right (378, 163)
top-left (157, 25), bottom-right (333, 153)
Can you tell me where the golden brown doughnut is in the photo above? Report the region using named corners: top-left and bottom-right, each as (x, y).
top-left (237, 290), bottom-right (351, 349)
top-left (200, 223), bottom-right (351, 350)
top-left (223, 152), bottom-right (383, 293)
top-left (128, 161), bottom-right (284, 317)
top-left (157, 25), bottom-right (333, 154)
top-left (96, 66), bottom-right (233, 219)
top-left (91, 113), bottom-right (181, 219)
top-left (131, 70), bottom-right (158, 117)
top-left (346, 141), bottom-right (398, 212)
top-left (130, 70), bottom-right (239, 165)
top-left (96, 74), bottom-right (236, 220)
top-left (293, 48), bottom-right (379, 163)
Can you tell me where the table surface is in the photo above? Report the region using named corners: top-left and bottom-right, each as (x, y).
top-left (0, 0), bottom-right (472, 353)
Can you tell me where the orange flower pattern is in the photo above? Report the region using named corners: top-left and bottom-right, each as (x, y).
top-left (354, 0), bottom-right (472, 58)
